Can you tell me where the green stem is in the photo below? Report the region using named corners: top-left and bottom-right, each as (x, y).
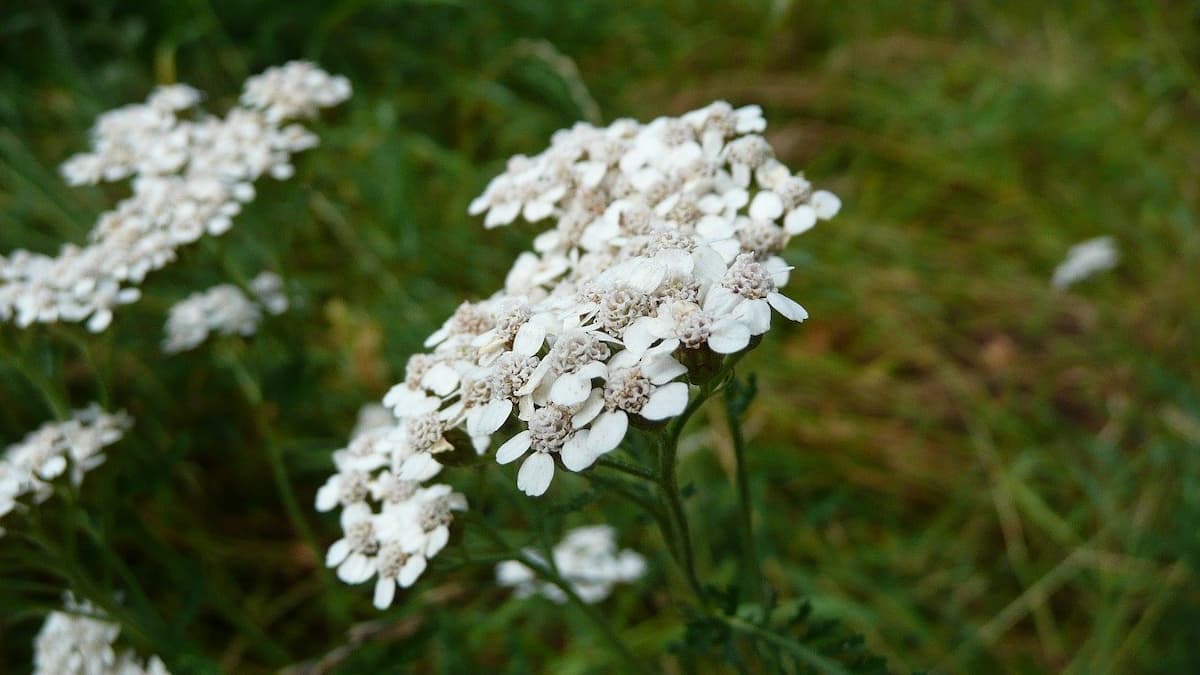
top-left (518, 550), bottom-right (650, 674)
top-left (651, 356), bottom-right (745, 609)
top-left (595, 455), bottom-right (657, 482)
top-left (724, 616), bottom-right (850, 675)
top-left (1, 338), bottom-right (70, 420)
top-left (656, 432), bottom-right (707, 606)
top-left (222, 348), bottom-right (349, 622)
top-left (52, 326), bottom-right (111, 409)
top-left (726, 383), bottom-right (765, 604)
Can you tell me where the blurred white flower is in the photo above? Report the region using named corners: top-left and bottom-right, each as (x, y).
top-left (1052, 236), bottom-right (1119, 289)
top-left (496, 525), bottom-right (646, 604)
top-left (249, 271), bottom-right (289, 315)
top-left (162, 271), bottom-right (289, 353)
top-left (0, 405), bottom-right (131, 534)
top-left (33, 593), bottom-right (170, 675)
top-left (0, 62), bottom-right (348, 333)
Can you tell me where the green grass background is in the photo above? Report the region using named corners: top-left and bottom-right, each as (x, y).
top-left (2, 1), bottom-right (1199, 672)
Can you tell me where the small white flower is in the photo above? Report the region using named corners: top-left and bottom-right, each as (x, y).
top-left (325, 502), bottom-right (380, 584)
top-left (704, 254), bottom-right (806, 335)
top-left (34, 593), bottom-right (170, 675)
top-left (1, 405), bottom-right (131, 536)
top-left (582, 344), bottom-right (689, 465)
top-left (496, 393), bottom-right (605, 496)
top-left (497, 525), bottom-right (645, 604)
top-left (162, 280), bottom-right (272, 353)
top-left (1052, 236), bottom-right (1118, 289)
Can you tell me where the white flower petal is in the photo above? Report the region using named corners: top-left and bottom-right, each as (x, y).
top-left (513, 322), bottom-right (546, 355)
top-left (724, 187), bottom-right (749, 209)
top-left (426, 526), bottom-right (450, 556)
top-left (708, 319), bottom-right (751, 353)
top-left (697, 214), bottom-right (735, 240)
top-left (642, 353), bottom-right (688, 384)
top-left (736, 298), bottom-right (772, 335)
top-left (572, 389), bottom-right (606, 426)
top-left (749, 191), bottom-right (784, 221)
top-left (784, 205), bottom-right (817, 234)
top-left (641, 382), bottom-right (689, 421)
top-left (422, 362), bottom-right (460, 396)
top-left (587, 411), bottom-right (628, 455)
top-left (315, 479), bottom-right (340, 512)
top-left (524, 199), bottom-right (554, 222)
top-left (486, 200), bottom-right (521, 227)
top-left (374, 577), bottom-right (397, 609)
top-left (470, 399), bottom-right (513, 436)
top-left (550, 372), bottom-right (592, 406)
top-left (765, 255), bottom-right (791, 287)
top-left (496, 430), bottom-right (532, 464)
top-left (767, 292), bottom-right (808, 322)
top-left (517, 453), bottom-right (555, 497)
top-left (811, 190), bottom-right (841, 219)
top-left (399, 555), bottom-right (428, 587)
top-left (622, 317), bottom-right (661, 355)
top-left (703, 285), bottom-right (741, 316)
top-left (338, 553), bottom-right (373, 584)
top-left (561, 433), bottom-right (597, 471)
top-left (399, 452), bottom-right (442, 481)
top-left (692, 246), bottom-right (728, 283)
top-left (577, 160), bottom-right (607, 188)
top-left (326, 539), bottom-right (350, 567)
top-left (626, 259), bottom-right (666, 293)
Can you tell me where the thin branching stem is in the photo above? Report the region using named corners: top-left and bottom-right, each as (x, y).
top-left (725, 374), bottom-right (766, 604)
top-left (724, 616), bottom-right (850, 675)
top-left (652, 353), bottom-right (748, 610)
top-left (0, 338), bottom-right (70, 420)
top-left (221, 348), bottom-right (350, 623)
top-left (595, 455), bottom-right (657, 482)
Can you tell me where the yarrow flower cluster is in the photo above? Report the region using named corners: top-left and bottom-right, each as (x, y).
top-left (33, 594), bottom-right (169, 675)
top-left (315, 404), bottom-right (468, 609)
top-left (0, 62), bottom-right (348, 332)
top-left (320, 100), bottom-right (839, 604)
top-left (1052, 236), bottom-right (1119, 289)
top-left (496, 525), bottom-right (646, 603)
top-left (162, 271), bottom-right (289, 353)
top-left (0, 405), bottom-right (131, 534)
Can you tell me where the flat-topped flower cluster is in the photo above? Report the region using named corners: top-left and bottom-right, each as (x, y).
top-left (162, 271), bottom-right (289, 353)
top-left (0, 62), bottom-right (348, 333)
top-left (33, 594), bottom-right (170, 675)
top-left (0, 405), bottom-right (131, 535)
top-left (318, 101), bottom-right (840, 607)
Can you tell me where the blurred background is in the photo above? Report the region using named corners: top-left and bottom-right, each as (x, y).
top-left (2, 1), bottom-right (1199, 672)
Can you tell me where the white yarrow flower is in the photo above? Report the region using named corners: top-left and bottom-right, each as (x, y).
top-left (1, 63), bottom-right (347, 333)
top-left (496, 526), bottom-right (646, 604)
top-left (162, 271), bottom-right (289, 353)
top-left (321, 100), bottom-right (840, 601)
top-left (0, 405), bottom-right (131, 535)
top-left (33, 594), bottom-right (170, 675)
